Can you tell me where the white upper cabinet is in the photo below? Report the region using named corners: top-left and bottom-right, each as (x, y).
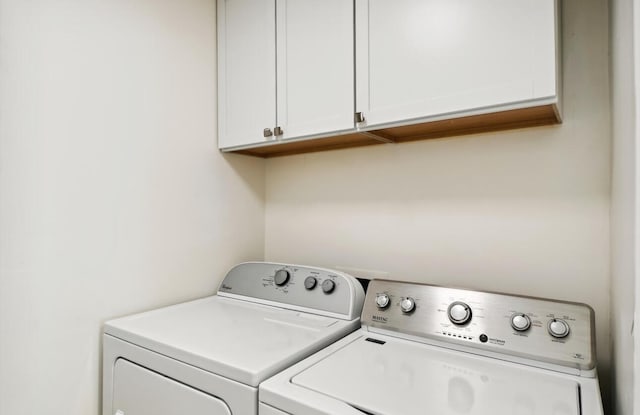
top-left (355, 0), bottom-right (559, 129)
top-left (218, 0), bottom-right (560, 156)
top-left (217, 0), bottom-right (276, 149)
top-left (276, 0), bottom-right (354, 141)
top-left (218, 0), bottom-right (354, 149)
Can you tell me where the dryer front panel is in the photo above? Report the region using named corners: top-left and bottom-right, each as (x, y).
top-left (112, 358), bottom-right (231, 415)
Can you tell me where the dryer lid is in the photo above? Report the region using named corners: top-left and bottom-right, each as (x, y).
top-left (105, 296), bottom-right (356, 387)
top-left (291, 335), bottom-right (581, 415)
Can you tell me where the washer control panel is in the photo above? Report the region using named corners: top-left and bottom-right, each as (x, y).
top-left (217, 262), bottom-right (365, 320)
top-left (361, 280), bottom-right (595, 372)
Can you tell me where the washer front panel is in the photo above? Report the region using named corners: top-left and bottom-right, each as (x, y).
top-left (361, 280), bottom-right (595, 371)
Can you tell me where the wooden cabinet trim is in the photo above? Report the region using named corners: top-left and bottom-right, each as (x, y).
top-left (229, 104), bottom-right (560, 158)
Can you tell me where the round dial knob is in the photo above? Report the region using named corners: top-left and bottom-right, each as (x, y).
top-left (447, 302), bottom-right (472, 325)
top-left (375, 293), bottom-right (390, 309)
top-left (548, 318), bottom-right (570, 338)
top-left (510, 313), bottom-right (531, 332)
top-left (274, 269), bottom-right (290, 286)
top-left (400, 297), bottom-right (416, 313)
top-left (304, 276), bottom-right (317, 290)
top-left (321, 279), bottom-right (336, 293)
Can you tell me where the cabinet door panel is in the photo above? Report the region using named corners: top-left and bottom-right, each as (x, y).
top-left (356, 0), bottom-right (557, 128)
top-left (276, 0), bottom-right (354, 140)
top-left (218, 0), bottom-right (276, 148)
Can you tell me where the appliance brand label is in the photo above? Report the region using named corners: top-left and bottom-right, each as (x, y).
top-left (372, 315), bottom-right (388, 323)
top-left (489, 338), bottom-right (506, 346)
top-left (221, 284), bottom-right (233, 291)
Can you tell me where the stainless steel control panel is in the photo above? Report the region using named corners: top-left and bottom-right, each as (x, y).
top-left (361, 280), bottom-right (595, 372)
top-left (217, 262), bottom-right (365, 320)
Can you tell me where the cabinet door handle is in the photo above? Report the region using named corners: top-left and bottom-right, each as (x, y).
top-left (263, 128), bottom-right (273, 138)
top-left (274, 126), bottom-right (284, 136)
top-left (355, 112), bottom-right (365, 123)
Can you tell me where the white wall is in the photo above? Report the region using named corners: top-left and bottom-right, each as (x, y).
top-left (265, 0), bottom-right (612, 408)
top-left (610, 0), bottom-right (637, 413)
top-left (636, 1), bottom-right (640, 407)
top-left (0, 1), bottom-right (265, 414)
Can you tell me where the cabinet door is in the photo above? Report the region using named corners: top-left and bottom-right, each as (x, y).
top-left (355, 0), bottom-right (558, 128)
top-left (218, 0), bottom-right (276, 149)
top-left (276, 0), bottom-right (354, 141)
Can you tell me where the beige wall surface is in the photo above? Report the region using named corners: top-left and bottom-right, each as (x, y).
top-left (0, 0), bottom-right (265, 414)
top-left (0, 0), bottom-right (617, 413)
top-left (265, 0), bottom-right (612, 408)
top-left (610, 0), bottom-right (637, 413)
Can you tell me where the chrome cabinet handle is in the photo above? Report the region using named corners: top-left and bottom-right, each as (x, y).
top-left (263, 128), bottom-right (273, 138)
top-left (355, 112), bottom-right (365, 123)
top-left (274, 126), bottom-right (284, 136)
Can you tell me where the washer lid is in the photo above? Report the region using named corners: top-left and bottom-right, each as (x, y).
top-left (291, 335), bottom-right (581, 415)
top-left (105, 296), bottom-right (355, 387)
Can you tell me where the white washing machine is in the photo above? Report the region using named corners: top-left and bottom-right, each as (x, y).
top-left (102, 262), bottom-right (365, 415)
top-left (260, 279), bottom-right (604, 415)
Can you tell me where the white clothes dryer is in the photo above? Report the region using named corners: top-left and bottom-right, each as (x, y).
top-left (260, 279), bottom-right (604, 415)
top-left (102, 262), bottom-right (365, 415)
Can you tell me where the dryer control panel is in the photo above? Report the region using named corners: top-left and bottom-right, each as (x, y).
top-left (361, 280), bottom-right (596, 374)
top-left (218, 262), bottom-right (365, 321)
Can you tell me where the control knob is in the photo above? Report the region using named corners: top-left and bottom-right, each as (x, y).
top-left (274, 269), bottom-right (290, 286)
top-left (304, 276), bottom-right (317, 290)
top-left (448, 302), bottom-right (472, 325)
top-left (321, 279), bottom-right (336, 294)
top-left (510, 313), bottom-right (531, 332)
top-left (548, 318), bottom-right (570, 338)
top-left (375, 293), bottom-right (390, 309)
top-left (400, 297), bottom-right (416, 313)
